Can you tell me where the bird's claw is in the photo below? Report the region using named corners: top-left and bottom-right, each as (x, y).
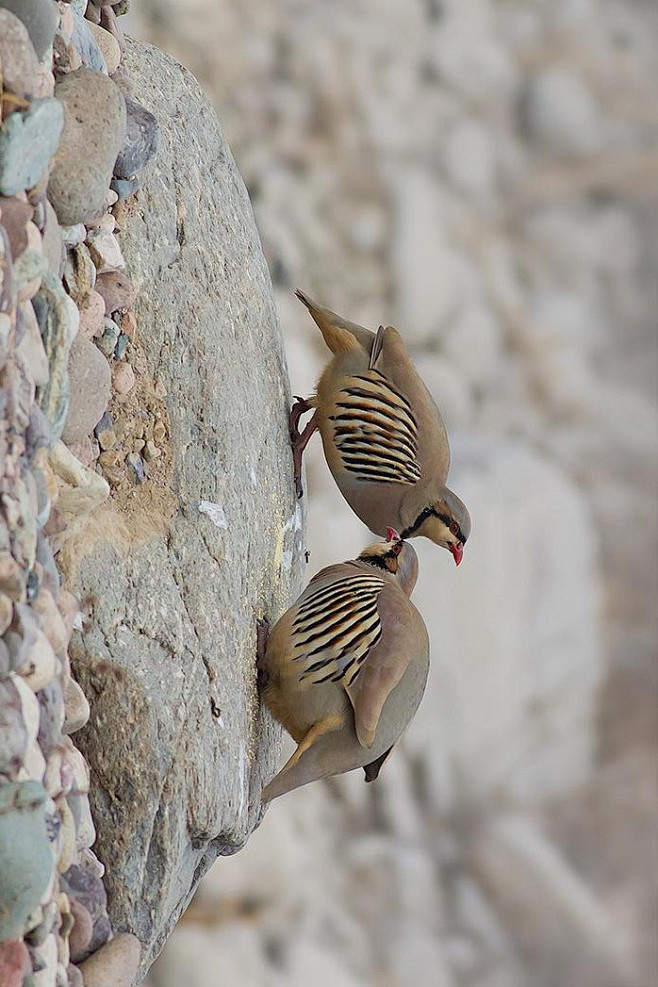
top-left (256, 617), bottom-right (270, 666)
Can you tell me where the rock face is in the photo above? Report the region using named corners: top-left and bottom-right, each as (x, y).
top-left (62, 38), bottom-right (303, 973)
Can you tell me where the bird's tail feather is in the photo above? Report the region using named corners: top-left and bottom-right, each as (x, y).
top-left (294, 288), bottom-right (371, 355)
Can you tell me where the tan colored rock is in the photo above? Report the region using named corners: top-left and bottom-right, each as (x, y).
top-left (112, 361), bottom-right (135, 396)
top-left (48, 441), bottom-right (110, 552)
top-left (17, 301), bottom-right (49, 387)
top-left (79, 933), bottom-right (142, 987)
top-left (63, 678), bottom-right (90, 735)
top-left (78, 291), bottom-right (106, 339)
top-left (0, 10), bottom-right (40, 97)
top-left (87, 229), bottom-right (125, 273)
top-left (88, 23), bottom-right (122, 74)
top-left (61, 335), bottom-right (111, 444)
top-left (48, 68), bottom-right (127, 225)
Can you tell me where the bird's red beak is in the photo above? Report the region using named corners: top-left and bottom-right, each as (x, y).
top-left (449, 541), bottom-right (463, 566)
top-left (386, 527), bottom-right (401, 542)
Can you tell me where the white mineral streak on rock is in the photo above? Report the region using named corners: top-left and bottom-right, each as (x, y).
top-left (197, 501), bottom-right (228, 529)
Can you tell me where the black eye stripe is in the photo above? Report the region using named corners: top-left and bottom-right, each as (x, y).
top-left (401, 507), bottom-right (464, 542)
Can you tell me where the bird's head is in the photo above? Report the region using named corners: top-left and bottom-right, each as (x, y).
top-left (359, 528), bottom-right (419, 594)
top-left (401, 488), bottom-right (470, 565)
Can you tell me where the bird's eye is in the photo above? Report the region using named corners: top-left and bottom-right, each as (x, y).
top-left (449, 520), bottom-right (459, 536)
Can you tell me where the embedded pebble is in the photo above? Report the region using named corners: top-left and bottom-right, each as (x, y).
top-left (88, 21), bottom-right (121, 73)
top-left (69, 790), bottom-right (95, 851)
top-left (86, 228), bottom-right (125, 272)
top-left (37, 681), bottom-right (65, 758)
top-left (14, 670), bottom-right (41, 744)
top-left (60, 864), bottom-right (110, 956)
top-left (87, 211), bottom-right (116, 233)
top-left (60, 225), bottom-right (86, 247)
top-left (0, 678), bottom-right (28, 777)
top-left (48, 68), bottom-right (127, 225)
top-left (68, 898), bottom-right (93, 963)
top-left (56, 797), bottom-right (77, 873)
top-left (26, 900), bottom-right (56, 947)
top-left (0, 781), bottom-right (53, 939)
top-left (31, 931), bottom-right (58, 987)
top-left (61, 334), bottom-right (111, 444)
top-left (0, 9), bottom-right (40, 97)
top-left (47, 441), bottom-right (110, 547)
top-left (0, 195), bottom-right (32, 259)
top-left (112, 360), bottom-right (135, 395)
top-left (32, 586), bottom-right (68, 657)
top-left (35, 272), bottom-right (81, 443)
top-left (14, 246), bottom-right (47, 303)
top-left (67, 963), bottom-right (84, 987)
top-left (79, 933), bottom-right (141, 987)
top-left (113, 332), bottom-right (129, 359)
top-left (120, 310), bottom-right (137, 338)
top-left (99, 3), bottom-right (124, 51)
top-left (40, 200), bottom-right (63, 276)
top-left (96, 317), bottom-right (120, 355)
top-left (71, 9), bottom-right (107, 73)
top-left (77, 290), bottom-right (106, 339)
top-left (0, 551), bottom-right (26, 600)
top-left (94, 411), bottom-right (116, 449)
top-left (63, 678), bottom-right (90, 734)
top-left (125, 451), bottom-right (145, 483)
top-left (64, 243), bottom-right (97, 301)
top-left (143, 440), bottom-right (160, 462)
top-left (20, 627), bottom-right (58, 692)
top-left (0, 593), bottom-right (13, 634)
top-left (0, 0), bottom-right (58, 60)
top-left (22, 734), bottom-right (47, 782)
top-left (0, 938), bottom-right (31, 987)
top-left (114, 96), bottom-right (160, 178)
top-left (95, 270), bottom-right (137, 314)
top-left (110, 175), bottom-right (140, 200)
top-left (17, 301), bottom-right (49, 387)
top-left (0, 99), bottom-right (65, 197)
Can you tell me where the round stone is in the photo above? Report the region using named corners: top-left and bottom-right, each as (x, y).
top-left (0, 99), bottom-right (65, 198)
top-left (88, 22), bottom-right (121, 73)
top-left (68, 898), bottom-right (93, 963)
top-left (114, 96), bottom-right (160, 178)
top-left (48, 68), bottom-right (127, 225)
top-left (0, 0), bottom-right (58, 60)
top-left (79, 933), bottom-right (141, 987)
top-left (61, 335), bottom-right (111, 444)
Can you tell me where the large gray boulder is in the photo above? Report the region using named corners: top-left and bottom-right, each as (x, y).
top-left (62, 38), bottom-right (304, 975)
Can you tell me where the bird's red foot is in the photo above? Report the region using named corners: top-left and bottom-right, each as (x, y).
top-left (289, 397), bottom-right (317, 499)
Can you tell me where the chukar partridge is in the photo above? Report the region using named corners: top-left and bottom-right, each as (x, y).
top-left (290, 290), bottom-right (470, 564)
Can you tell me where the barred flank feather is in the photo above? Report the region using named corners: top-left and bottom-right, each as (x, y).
top-left (330, 371), bottom-right (421, 484)
top-left (292, 573), bottom-right (384, 686)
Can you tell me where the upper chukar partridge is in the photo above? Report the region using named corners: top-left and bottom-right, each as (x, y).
top-left (257, 530), bottom-right (429, 802)
top-left (290, 290), bottom-right (470, 564)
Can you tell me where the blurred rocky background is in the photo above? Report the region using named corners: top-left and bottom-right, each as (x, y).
top-left (129, 2), bottom-right (657, 985)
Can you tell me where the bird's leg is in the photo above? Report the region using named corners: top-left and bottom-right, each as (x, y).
top-left (282, 714), bottom-right (344, 771)
top-left (289, 395), bottom-right (313, 439)
top-left (289, 396), bottom-right (318, 499)
top-left (255, 618), bottom-right (270, 688)
top-left (256, 618), bottom-right (270, 666)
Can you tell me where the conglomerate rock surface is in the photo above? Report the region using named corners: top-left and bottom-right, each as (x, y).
top-left (63, 38), bottom-right (303, 972)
